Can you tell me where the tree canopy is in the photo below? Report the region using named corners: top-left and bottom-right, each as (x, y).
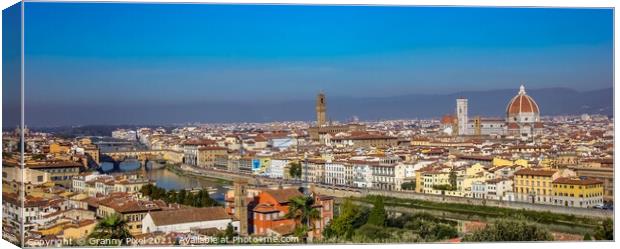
top-left (323, 198), bottom-right (366, 240)
top-left (88, 214), bottom-right (133, 246)
top-left (595, 218), bottom-right (613, 240)
top-left (286, 195), bottom-right (320, 240)
top-left (288, 161), bottom-right (302, 179)
top-left (140, 184), bottom-right (217, 208)
top-left (366, 197), bottom-right (386, 227)
top-left (463, 220), bottom-right (553, 242)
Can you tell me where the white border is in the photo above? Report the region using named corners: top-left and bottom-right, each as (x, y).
top-left (0, 1), bottom-right (617, 249)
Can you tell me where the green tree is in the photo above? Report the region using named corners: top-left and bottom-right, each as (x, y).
top-left (177, 189), bottom-right (187, 204)
top-left (289, 162), bottom-right (302, 179)
top-left (416, 222), bottom-right (458, 241)
top-left (463, 220), bottom-right (553, 242)
top-left (432, 184), bottom-right (454, 191)
top-left (184, 192), bottom-right (195, 206)
top-left (224, 222), bottom-right (236, 238)
top-left (594, 218), bottom-right (613, 240)
top-left (166, 190), bottom-right (177, 204)
top-left (293, 225), bottom-right (310, 240)
top-left (323, 199), bottom-right (361, 240)
top-left (583, 233), bottom-right (593, 241)
top-left (88, 214), bottom-right (133, 246)
top-left (140, 184), bottom-right (154, 197)
top-left (151, 186), bottom-right (165, 200)
top-left (354, 223), bottom-right (391, 242)
top-left (401, 181), bottom-right (416, 191)
top-left (286, 196), bottom-right (321, 241)
top-left (201, 189), bottom-right (216, 207)
top-left (366, 197), bottom-right (386, 227)
top-left (141, 184), bottom-right (217, 208)
top-left (449, 169), bottom-right (457, 190)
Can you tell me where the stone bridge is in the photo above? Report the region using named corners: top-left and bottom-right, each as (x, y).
top-left (99, 150), bottom-right (167, 172)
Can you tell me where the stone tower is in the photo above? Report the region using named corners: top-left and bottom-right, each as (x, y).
top-left (233, 178), bottom-right (248, 236)
top-left (316, 91), bottom-right (326, 127)
top-left (456, 98), bottom-right (468, 135)
top-left (474, 116), bottom-right (481, 136)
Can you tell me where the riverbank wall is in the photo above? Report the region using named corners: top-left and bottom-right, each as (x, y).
top-left (172, 164), bottom-right (252, 184)
top-left (313, 186), bottom-right (613, 219)
top-left (176, 167), bottom-right (612, 219)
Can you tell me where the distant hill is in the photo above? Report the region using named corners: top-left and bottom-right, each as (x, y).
top-left (19, 87), bottom-right (613, 127)
top-left (268, 87), bottom-right (614, 122)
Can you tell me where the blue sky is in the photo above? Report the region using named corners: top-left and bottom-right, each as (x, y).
top-left (12, 3), bottom-right (616, 125)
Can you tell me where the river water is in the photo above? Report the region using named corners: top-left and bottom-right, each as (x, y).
top-left (99, 161), bottom-right (229, 202)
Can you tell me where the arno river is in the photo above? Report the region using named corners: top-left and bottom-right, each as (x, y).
top-left (99, 161), bottom-right (229, 202)
top-left (98, 162), bottom-right (591, 237)
top-left (96, 140), bottom-right (229, 201)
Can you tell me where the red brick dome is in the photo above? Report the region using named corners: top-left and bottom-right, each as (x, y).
top-left (441, 114), bottom-right (456, 124)
top-left (506, 85), bottom-right (539, 115)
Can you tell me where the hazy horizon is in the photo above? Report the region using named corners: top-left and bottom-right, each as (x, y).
top-left (14, 86), bottom-right (615, 127)
top-left (2, 3), bottom-right (614, 126)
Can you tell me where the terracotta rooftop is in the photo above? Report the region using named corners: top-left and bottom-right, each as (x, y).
top-left (149, 207), bottom-right (232, 226)
top-left (262, 188), bottom-right (303, 204)
top-left (514, 168), bottom-right (557, 177)
top-left (553, 177), bottom-right (603, 185)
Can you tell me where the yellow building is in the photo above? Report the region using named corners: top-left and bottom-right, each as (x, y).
top-left (420, 169), bottom-right (450, 194)
top-left (34, 220), bottom-right (96, 241)
top-left (83, 144), bottom-right (100, 164)
top-left (35, 223), bottom-right (67, 237)
top-left (552, 177), bottom-right (604, 208)
top-left (62, 220), bottom-right (96, 240)
top-left (197, 147), bottom-right (228, 168)
top-left (514, 159), bottom-right (529, 168)
top-left (79, 137), bottom-right (92, 145)
top-left (163, 150), bottom-right (184, 164)
top-left (457, 163), bottom-right (487, 193)
top-left (492, 158), bottom-right (513, 167)
top-left (539, 158), bottom-right (554, 168)
top-left (415, 170), bottom-right (425, 193)
top-left (25, 160), bottom-right (82, 187)
top-left (97, 198), bottom-right (165, 236)
top-left (49, 142), bottom-right (72, 154)
top-left (492, 157), bottom-right (528, 168)
top-left (514, 168), bottom-right (559, 204)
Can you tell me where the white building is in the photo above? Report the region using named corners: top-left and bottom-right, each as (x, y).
top-left (72, 173), bottom-right (152, 197)
top-left (142, 207), bottom-right (239, 234)
top-left (352, 163), bottom-right (372, 188)
top-left (394, 163), bottom-right (415, 190)
top-left (2, 166), bottom-right (49, 185)
top-left (488, 178), bottom-right (514, 201)
top-left (471, 180), bottom-right (487, 199)
top-left (267, 159), bottom-right (288, 179)
top-left (370, 157), bottom-right (402, 191)
top-left (268, 137), bottom-right (295, 150)
top-left (111, 129), bottom-right (137, 141)
top-left (324, 162), bottom-right (346, 186)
